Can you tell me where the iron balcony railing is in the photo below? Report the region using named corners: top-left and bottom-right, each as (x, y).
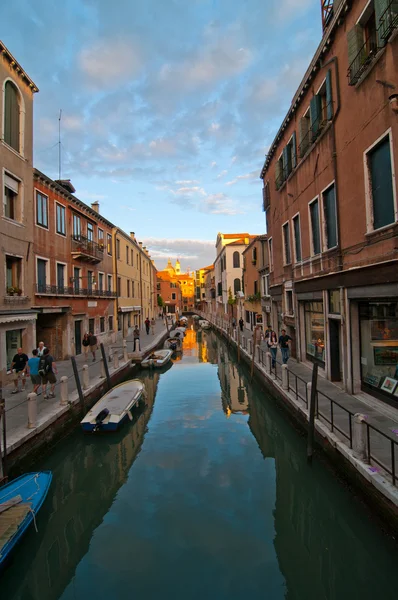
top-left (71, 234), bottom-right (104, 261)
top-left (36, 284), bottom-right (117, 298)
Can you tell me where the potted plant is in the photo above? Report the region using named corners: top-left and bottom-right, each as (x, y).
top-left (6, 286), bottom-right (15, 296)
top-left (16, 288), bottom-right (22, 296)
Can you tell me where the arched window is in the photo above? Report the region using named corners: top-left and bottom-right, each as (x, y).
top-left (234, 278), bottom-right (241, 294)
top-left (4, 81), bottom-right (20, 152)
top-left (233, 251), bottom-right (240, 268)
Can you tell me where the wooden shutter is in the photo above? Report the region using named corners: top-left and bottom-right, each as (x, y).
top-left (282, 146), bottom-right (289, 179)
top-left (292, 131), bottom-right (297, 168)
top-left (310, 95), bottom-right (322, 140)
top-left (299, 118), bottom-right (308, 157)
top-left (347, 25), bottom-right (365, 84)
top-left (275, 159), bottom-right (282, 189)
top-left (326, 70), bottom-right (333, 120)
top-left (4, 82), bottom-right (20, 152)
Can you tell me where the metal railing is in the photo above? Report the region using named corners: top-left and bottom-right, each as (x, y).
top-left (378, 0), bottom-right (398, 42)
top-left (36, 284), bottom-right (117, 298)
top-left (71, 235), bottom-right (104, 261)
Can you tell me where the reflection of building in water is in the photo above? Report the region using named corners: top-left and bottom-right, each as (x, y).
top-left (197, 331), bottom-right (208, 363)
top-left (217, 344), bottom-right (249, 416)
top-left (2, 373), bottom-right (160, 600)
top-left (181, 328), bottom-right (197, 354)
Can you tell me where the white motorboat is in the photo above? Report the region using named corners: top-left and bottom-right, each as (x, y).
top-left (164, 337), bottom-right (183, 351)
top-left (80, 379), bottom-right (146, 432)
top-left (141, 349), bottom-right (173, 368)
top-left (199, 320), bottom-right (211, 329)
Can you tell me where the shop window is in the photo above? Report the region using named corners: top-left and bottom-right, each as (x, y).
top-left (4, 174), bottom-right (20, 221)
top-left (4, 81), bottom-right (21, 152)
top-left (6, 329), bottom-right (22, 370)
top-left (293, 214), bottom-right (302, 262)
top-left (56, 203), bottom-right (66, 235)
top-left (36, 191), bottom-right (48, 228)
top-left (6, 255), bottom-right (22, 295)
top-left (304, 301), bottom-right (325, 365)
top-left (109, 316), bottom-right (113, 331)
top-left (100, 317), bottom-right (105, 333)
top-left (310, 199), bottom-right (321, 256)
top-left (322, 183), bottom-right (338, 249)
top-left (360, 302), bottom-right (398, 400)
top-left (365, 134), bottom-right (395, 231)
top-left (282, 222), bottom-right (291, 265)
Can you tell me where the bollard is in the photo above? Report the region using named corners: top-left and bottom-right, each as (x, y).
top-left (265, 352), bottom-right (272, 374)
top-left (27, 392), bottom-right (37, 429)
top-left (82, 364), bottom-right (90, 390)
top-left (282, 364), bottom-right (289, 390)
top-left (100, 358), bottom-right (106, 378)
top-left (248, 339), bottom-right (252, 355)
top-left (113, 352), bottom-right (120, 369)
top-left (134, 339), bottom-right (140, 353)
top-left (123, 339), bottom-right (128, 362)
top-left (60, 376), bottom-right (69, 406)
top-left (353, 413), bottom-right (368, 461)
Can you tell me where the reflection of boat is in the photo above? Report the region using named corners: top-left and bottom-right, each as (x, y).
top-left (141, 349), bottom-right (173, 369)
top-left (164, 337), bottom-right (183, 351)
top-left (80, 380), bottom-right (145, 432)
top-left (199, 320), bottom-right (211, 329)
top-left (0, 471), bottom-right (52, 569)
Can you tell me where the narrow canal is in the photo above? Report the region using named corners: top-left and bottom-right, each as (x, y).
top-left (2, 324), bottom-right (397, 600)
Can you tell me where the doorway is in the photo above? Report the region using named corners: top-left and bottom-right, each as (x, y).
top-left (329, 319), bottom-right (342, 381)
top-left (75, 320), bottom-right (82, 355)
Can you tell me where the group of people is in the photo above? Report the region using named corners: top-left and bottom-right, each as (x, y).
top-left (82, 331), bottom-right (98, 362)
top-left (144, 317), bottom-right (156, 335)
top-left (231, 318), bottom-right (292, 366)
top-left (10, 342), bottom-right (58, 399)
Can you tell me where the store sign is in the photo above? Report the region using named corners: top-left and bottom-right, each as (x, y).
top-left (88, 301), bottom-right (97, 307)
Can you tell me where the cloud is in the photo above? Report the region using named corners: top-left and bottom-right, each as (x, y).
top-left (201, 193), bottom-right (243, 216)
top-left (79, 38), bottom-right (142, 87)
top-left (216, 170), bottom-right (228, 180)
top-left (225, 170), bottom-right (258, 186)
top-left (142, 238), bottom-right (215, 270)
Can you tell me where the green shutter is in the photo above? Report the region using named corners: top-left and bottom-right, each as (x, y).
top-left (282, 146), bottom-right (289, 178)
top-left (376, 0), bottom-right (398, 45)
top-left (310, 95), bottom-right (322, 139)
top-left (292, 131), bottom-right (297, 168)
top-left (326, 70), bottom-right (333, 120)
top-left (275, 158), bottom-right (282, 189)
top-left (347, 25), bottom-right (365, 84)
top-left (299, 117), bottom-right (308, 156)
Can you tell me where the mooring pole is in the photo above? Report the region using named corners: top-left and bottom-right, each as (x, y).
top-left (100, 343), bottom-right (111, 390)
top-left (0, 393), bottom-right (6, 482)
top-left (307, 362), bottom-right (318, 464)
top-left (71, 356), bottom-right (84, 405)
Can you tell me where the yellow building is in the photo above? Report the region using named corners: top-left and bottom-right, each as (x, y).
top-left (113, 229), bottom-right (156, 336)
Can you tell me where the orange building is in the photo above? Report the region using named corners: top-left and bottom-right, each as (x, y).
top-left (157, 259), bottom-right (195, 313)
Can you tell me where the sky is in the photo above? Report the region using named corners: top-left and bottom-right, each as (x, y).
top-left (1, 0), bottom-right (321, 270)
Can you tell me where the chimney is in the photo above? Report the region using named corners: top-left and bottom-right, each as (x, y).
top-left (91, 201), bottom-right (100, 213)
top-left (55, 179), bottom-right (76, 194)
top-left (130, 232), bottom-right (135, 240)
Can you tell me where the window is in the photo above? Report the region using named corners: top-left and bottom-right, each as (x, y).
top-left (37, 258), bottom-right (48, 293)
top-left (131, 249), bottom-right (134, 265)
top-left (56, 263), bottom-right (65, 290)
top-left (4, 81), bottom-right (20, 152)
top-left (87, 222), bottom-right (94, 242)
top-left (36, 191), bottom-right (48, 228)
top-left (73, 267), bottom-right (80, 293)
top-left (262, 182), bottom-right (270, 211)
top-left (233, 251), bottom-right (240, 268)
top-left (116, 239), bottom-right (120, 259)
top-left (172, 292), bottom-right (176, 300)
top-left (126, 245), bottom-right (129, 264)
top-left (132, 280), bottom-right (135, 297)
top-left (73, 214), bottom-right (81, 239)
top-left (283, 133), bottom-right (297, 179)
top-left (275, 154), bottom-right (284, 189)
top-left (322, 183), bottom-right (338, 249)
top-left (310, 199), bottom-right (321, 256)
top-left (217, 282), bottom-right (222, 297)
top-left (299, 109), bottom-right (311, 157)
top-left (89, 318), bottom-right (95, 334)
top-left (98, 228), bottom-right (104, 249)
top-left (268, 238), bottom-right (273, 271)
top-left (56, 203), bottom-right (66, 235)
top-left (347, 3), bottom-right (380, 85)
top-left (98, 272), bottom-right (104, 291)
top-left (286, 290), bottom-right (294, 315)
top-left (4, 174), bottom-right (19, 221)
top-left (107, 275), bottom-right (112, 292)
top-left (136, 253), bottom-right (139, 268)
top-left (365, 134), bottom-right (395, 231)
top-left (254, 280), bottom-right (258, 296)
top-left (261, 274), bottom-right (269, 297)
top-left (292, 214), bottom-right (302, 262)
top-left (304, 301), bottom-right (325, 365)
top-left (109, 316), bottom-right (113, 331)
top-left (316, 72), bottom-right (333, 125)
top-left (117, 277), bottom-right (121, 296)
top-left (88, 270), bottom-right (94, 293)
top-left (127, 280), bottom-right (130, 297)
top-left (233, 278), bottom-right (241, 294)
top-left (6, 255), bottom-right (22, 294)
top-left (252, 247), bottom-right (257, 265)
top-left (100, 317), bottom-right (105, 333)
top-left (282, 222), bottom-right (291, 265)
top-left (107, 234), bottom-right (112, 255)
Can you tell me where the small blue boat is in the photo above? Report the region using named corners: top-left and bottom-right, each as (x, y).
top-left (0, 471), bottom-right (52, 568)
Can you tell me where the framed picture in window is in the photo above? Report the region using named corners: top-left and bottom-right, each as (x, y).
top-left (373, 346), bottom-right (398, 366)
top-left (380, 377), bottom-right (398, 394)
top-left (362, 373), bottom-right (381, 388)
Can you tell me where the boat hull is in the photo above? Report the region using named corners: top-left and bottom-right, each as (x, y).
top-left (141, 349), bottom-right (173, 369)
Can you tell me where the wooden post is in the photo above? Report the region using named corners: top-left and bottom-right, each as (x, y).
top-left (100, 343), bottom-right (111, 390)
top-left (251, 326), bottom-right (260, 380)
top-left (71, 356), bottom-right (84, 404)
top-left (307, 362), bottom-right (318, 463)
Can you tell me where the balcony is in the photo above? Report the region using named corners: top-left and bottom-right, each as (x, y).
top-left (3, 294), bottom-right (30, 304)
top-left (35, 284), bottom-right (117, 298)
top-left (71, 235), bottom-right (104, 263)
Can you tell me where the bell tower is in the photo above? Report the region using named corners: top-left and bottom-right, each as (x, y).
top-left (175, 258), bottom-right (181, 275)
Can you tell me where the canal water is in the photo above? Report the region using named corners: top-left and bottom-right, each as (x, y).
top-left (1, 325), bottom-right (397, 600)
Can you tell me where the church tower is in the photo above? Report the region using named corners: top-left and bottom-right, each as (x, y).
top-left (175, 258), bottom-right (181, 275)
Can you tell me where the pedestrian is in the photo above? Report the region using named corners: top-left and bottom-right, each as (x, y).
top-left (82, 332), bottom-right (90, 357)
top-left (267, 329), bottom-right (278, 368)
top-left (37, 341), bottom-right (46, 357)
top-left (11, 347), bottom-right (29, 394)
top-left (145, 317), bottom-right (150, 335)
top-left (239, 317), bottom-right (244, 332)
top-left (279, 329), bottom-right (292, 364)
top-left (39, 347), bottom-right (58, 399)
top-left (232, 317), bottom-right (236, 329)
top-left (151, 317), bottom-right (156, 335)
top-left (133, 325), bottom-right (140, 351)
top-left (26, 349), bottom-right (41, 394)
top-left (88, 331), bottom-right (97, 362)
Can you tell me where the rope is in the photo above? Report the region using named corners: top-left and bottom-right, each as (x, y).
top-left (0, 472), bottom-right (40, 501)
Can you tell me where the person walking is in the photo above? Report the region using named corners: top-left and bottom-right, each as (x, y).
top-left (267, 329), bottom-right (278, 368)
top-left (232, 317), bottom-right (237, 329)
top-left (11, 347), bottom-right (29, 394)
top-left (39, 347), bottom-right (58, 399)
top-left (88, 331), bottom-right (97, 362)
top-left (279, 329), bottom-right (292, 365)
top-left (82, 332), bottom-right (90, 357)
top-left (239, 317), bottom-right (244, 332)
top-left (133, 326), bottom-right (140, 351)
top-left (145, 317), bottom-right (150, 335)
top-left (26, 349), bottom-right (41, 394)
top-left (37, 341), bottom-right (46, 357)
top-left (150, 317), bottom-right (156, 335)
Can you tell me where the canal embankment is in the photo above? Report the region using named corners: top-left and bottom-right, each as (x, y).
top-left (196, 312), bottom-right (398, 532)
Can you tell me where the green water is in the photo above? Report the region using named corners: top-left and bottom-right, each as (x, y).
top-left (1, 327), bottom-right (397, 600)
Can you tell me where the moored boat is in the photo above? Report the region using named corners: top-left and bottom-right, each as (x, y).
top-left (141, 349), bottom-right (173, 369)
top-left (164, 337), bottom-right (183, 351)
top-left (199, 319), bottom-right (211, 329)
top-left (80, 379), bottom-right (145, 432)
top-left (0, 471), bottom-right (52, 568)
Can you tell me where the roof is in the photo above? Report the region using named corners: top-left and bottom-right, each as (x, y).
top-left (0, 40), bottom-right (39, 92)
top-left (220, 233), bottom-right (250, 239)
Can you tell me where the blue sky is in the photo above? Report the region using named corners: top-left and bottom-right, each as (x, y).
top-left (1, 0), bottom-right (321, 270)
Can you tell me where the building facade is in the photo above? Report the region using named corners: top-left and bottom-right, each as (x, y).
top-left (156, 271), bottom-right (182, 315)
top-left (113, 230), bottom-right (144, 337)
top-left (242, 236), bottom-right (270, 331)
top-left (32, 170), bottom-right (116, 359)
top-left (0, 41), bottom-right (38, 370)
top-left (157, 259), bottom-right (194, 313)
top-left (260, 0), bottom-right (398, 404)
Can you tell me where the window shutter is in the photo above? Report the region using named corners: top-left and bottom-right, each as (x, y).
top-left (326, 70), bottom-right (333, 120)
top-left (282, 146), bottom-right (289, 179)
top-left (299, 118), bottom-right (308, 156)
top-left (292, 131), bottom-right (297, 168)
top-left (347, 25), bottom-right (365, 72)
top-left (275, 159), bottom-right (282, 189)
top-left (4, 82), bottom-right (20, 152)
top-left (375, 0), bottom-right (397, 46)
top-left (310, 95), bottom-right (322, 140)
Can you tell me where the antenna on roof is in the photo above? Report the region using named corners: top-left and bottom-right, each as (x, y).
top-left (58, 109), bottom-right (62, 181)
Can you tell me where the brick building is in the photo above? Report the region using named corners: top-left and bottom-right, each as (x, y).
top-left (260, 0), bottom-right (398, 404)
top-left (32, 170), bottom-right (116, 359)
top-left (242, 235), bottom-right (270, 332)
top-left (157, 271), bottom-right (182, 315)
top-left (0, 41), bottom-right (38, 370)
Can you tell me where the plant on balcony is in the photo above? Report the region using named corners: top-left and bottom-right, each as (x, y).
top-left (7, 286), bottom-right (22, 296)
top-left (246, 292), bottom-right (261, 303)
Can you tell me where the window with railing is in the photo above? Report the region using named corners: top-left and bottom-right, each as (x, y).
top-left (299, 70), bottom-right (333, 157)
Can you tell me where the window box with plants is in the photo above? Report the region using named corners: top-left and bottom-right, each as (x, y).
top-left (246, 292), bottom-right (261, 303)
top-left (7, 287), bottom-right (23, 296)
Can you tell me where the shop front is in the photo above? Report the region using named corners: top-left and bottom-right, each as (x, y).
top-left (303, 301), bottom-right (325, 367)
top-left (0, 313), bottom-right (37, 371)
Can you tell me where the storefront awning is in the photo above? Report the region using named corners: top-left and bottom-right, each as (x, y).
top-left (0, 313), bottom-right (37, 325)
top-left (119, 306), bottom-right (141, 313)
